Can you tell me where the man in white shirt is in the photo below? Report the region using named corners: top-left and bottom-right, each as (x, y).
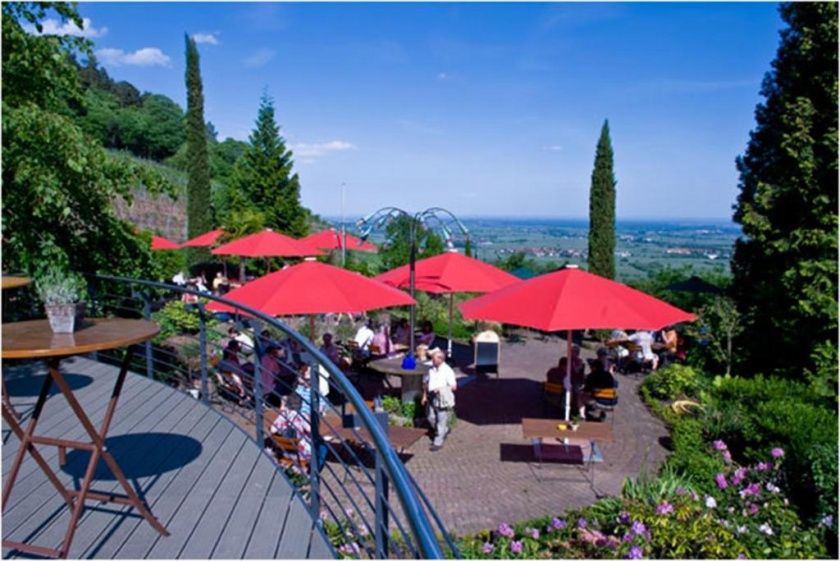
top-left (629, 330), bottom-right (659, 370)
top-left (353, 320), bottom-right (375, 353)
top-left (422, 348), bottom-right (457, 451)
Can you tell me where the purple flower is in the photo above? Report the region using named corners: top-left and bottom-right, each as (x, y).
top-left (675, 486), bottom-right (687, 496)
top-left (731, 467), bottom-right (748, 486)
top-left (628, 545), bottom-right (644, 559)
top-left (690, 490), bottom-right (699, 501)
top-left (713, 439), bottom-right (728, 451)
top-left (618, 511), bottom-right (631, 525)
top-left (510, 540), bottom-right (523, 554)
top-left (737, 555), bottom-right (746, 560)
top-left (527, 527), bottom-right (539, 540)
top-left (748, 503), bottom-right (759, 516)
top-left (722, 450), bottom-right (732, 463)
top-left (497, 523), bottom-right (514, 538)
top-left (821, 515), bottom-right (834, 528)
top-left (756, 461), bottom-right (770, 472)
top-left (656, 502), bottom-right (674, 516)
top-left (622, 532), bottom-right (634, 543)
top-left (765, 482), bottom-right (780, 494)
top-left (715, 473), bottom-right (728, 490)
top-left (577, 517), bottom-right (588, 529)
top-left (739, 482), bottom-right (761, 498)
top-left (551, 517), bottom-right (567, 530)
top-left (771, 447), bottom-right (785, 458)
top-left (481, 542), bottom-right (494, 554)
top-left (631, 521), bottom-right (647, 536)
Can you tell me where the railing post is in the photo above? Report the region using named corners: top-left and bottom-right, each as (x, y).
top-left (309, 362), bottom-right (321, 519)
top-left (141, 291), bottom-right (154, 379)
top-left (252, 320), bottom-right (264, 447)
top-left (375, 449), bottom-right (390, 558)
top-left (198, 302), bottom-right (209, 404)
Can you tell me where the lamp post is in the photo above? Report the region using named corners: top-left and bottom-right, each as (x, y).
top-left (357, 207), bottom-right (469, 361)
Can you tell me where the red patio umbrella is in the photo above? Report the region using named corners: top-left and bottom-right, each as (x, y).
top-left (460, 266), bottom-right (696, 419)
top-left (211, 229), bottom-right (322, 259)
top-left (151, 235), bottom-right (180, 250)
top-left (206, 260), bottom-right (415, 339)
top-left (181, 229), bottom-right (224, 248)
top-left (375, 252), bottom-right (520, 356)
top-left (302, 229), bottom-right (377, 253)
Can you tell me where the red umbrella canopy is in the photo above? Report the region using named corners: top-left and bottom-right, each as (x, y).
top-left (181, 228), bottom-right (223, 248)
top-left (211, 229), bottom-right (323, 258)
top-left (374, 252), bottom-right (520, 294)
top-left (460, 267), bottom-right (696, 331)
top-left (151, 235), bottom-right (180, 250)
top-left (206, 260), bottom-right (415, 316)
top-left (302, 229), bottom-right (377, 252)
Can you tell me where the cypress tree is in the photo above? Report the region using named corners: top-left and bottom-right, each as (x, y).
top-left (731, 3), bottom-right (838, 386)
top-left (184, 34), bottom-right (212, 266)
top-left (587, 120), bottom-right (616, 279)
top-left (228, 94), bottom-right (309, 237)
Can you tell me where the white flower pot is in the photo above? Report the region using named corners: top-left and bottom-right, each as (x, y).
top-left (45, 302), bottom-right (86, 334)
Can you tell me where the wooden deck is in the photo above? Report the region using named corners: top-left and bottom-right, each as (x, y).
top-left (2, 357), bottom-right (334, 559)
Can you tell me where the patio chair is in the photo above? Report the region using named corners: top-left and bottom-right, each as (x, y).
top-left (543, 382), bottom-right (565, 407)
top-left (473, 331), bottom-right (500, 377)
top-left (589, 384), bottom-right (618, 425)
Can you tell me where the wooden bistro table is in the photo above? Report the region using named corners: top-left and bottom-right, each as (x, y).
top-left (522, 418), bottom-right (614, 487)
top-left (367, 356), bottom-right (431, 404)
top-left (1, 276), bottom-right (32, 419)
top-left (1, 318), bottom-right (169, 558)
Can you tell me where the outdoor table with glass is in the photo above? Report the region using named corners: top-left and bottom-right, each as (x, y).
top-left (521, 417), bottom-right (615, 486)
top-left (1, 318), bottom-right (169, 558)
top-left (366, 356), bottom-right (431, 403)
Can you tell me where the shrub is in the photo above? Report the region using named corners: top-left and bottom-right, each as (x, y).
top-left (152, 300), bottom-right (203, 340)
top-left (665, 419), bottom-right (726, 493)
top-left (643, 363), bottom-right (704, 402)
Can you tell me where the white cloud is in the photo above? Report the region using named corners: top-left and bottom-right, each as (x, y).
top-left (96, 47), bottom-right (171, 67)
top-left (192, 32), bottom-right (219, 45)
top-left (543, 145), bottom-right (564, 152)
top-left (290, 140), bottom-right (355, 159)
top-left (244, 48), bottom-right (276, 68)
top-left (25, 17), bottom-right (107, 38)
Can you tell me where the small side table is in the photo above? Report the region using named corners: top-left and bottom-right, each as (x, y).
top-left (1, 318), bottom-right (169, 558)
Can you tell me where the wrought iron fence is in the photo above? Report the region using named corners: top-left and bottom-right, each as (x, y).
top-left (81, 274), bottom-right (459, 559)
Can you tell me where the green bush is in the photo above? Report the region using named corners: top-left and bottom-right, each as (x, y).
top-left (152, 300), bottom-right (202, 340)
top-left (643, 364), bottom-right (704, 401)
top-left (666, 419), bottom-right (726, 493)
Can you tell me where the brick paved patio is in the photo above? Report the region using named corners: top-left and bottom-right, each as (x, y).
top-left (400, 332), bottom-right (670, 536)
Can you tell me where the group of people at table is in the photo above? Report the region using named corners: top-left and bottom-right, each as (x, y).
top-left (545, 326), bottom-right (682, 420)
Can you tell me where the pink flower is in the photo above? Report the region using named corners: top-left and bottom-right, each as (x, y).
top-left (722, 450), bottom-right (732, 463)
top-left (771, 447), bottom-right (785, 458)
top-left (713, 440), bottom-right (728, 451)
top-left (715, 473), bottom-right (728, 490)
top-left (748, 503), bottom-right (759, 516)
top-left (756, 462), bottom-right (770, 472)
top-left (497, 523), bottom-right (515, 538)
top-left (481, 542), bottom-right (494, 554)
top-left (656, 502), bottom-right (674, 516)
top-left (739, 482), bottom-right (761, 498)
top-left (551, 517), bottom-right (567, 530)
top-left (510, 540), bottom-right (523, 554)
top-left (526, 527), bottom-right (539, 540)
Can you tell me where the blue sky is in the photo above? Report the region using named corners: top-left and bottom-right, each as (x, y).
top-left (73, 2), bottom-right (783, 220)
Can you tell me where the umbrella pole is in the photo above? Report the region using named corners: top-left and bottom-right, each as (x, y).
top-left (239, 258), bottom-right (245, 283)
top-left (309, 315), bottom-right (316, 342)
top-left (447, 293), bottom-right (454, 358)
top-left (565, 329), bottom-right (572, 421)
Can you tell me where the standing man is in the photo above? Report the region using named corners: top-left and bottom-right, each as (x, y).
top-left (422, 348), bottom-right (457, 452)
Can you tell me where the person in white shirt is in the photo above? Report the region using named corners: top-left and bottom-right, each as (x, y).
top-left (421, 348), bottom-right (457, 451)
top-left (171, 271), bottom-right (187, 286)
top-left (353, 320), bottom-right (375, 353)
top-left (628, 330), bottom-right (659, 370)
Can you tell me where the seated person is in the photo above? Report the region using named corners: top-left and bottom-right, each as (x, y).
top-left (212, 271), bottom-right (229, 294)
top-left (260, 345), bottom-right (295, 404)
top-left (269, 393), bottom-right (327, 472)
top-left (294, 363), bottom-right (327, 417)
top-left (628, 329), bottom-right (659, 370)
top-left (353, 320), bottom-right (375, 354)
top-left (584, 356), bottom-right (618, 419)
top-left (319, 332), bottom-right (347, 369)
top-left (392, 318), bottom-right (411, 347)
top-left (218, 340), bottom-right (248, 404)
top-left (181, 281), bottom-right (199, 305)
top-left (417, 320), bottom-right (436, 347)
top-left (229, 326), bottom-right (255, 356)
top-left (171, 271), bottom-right (187, 286)
top-left (656, 326), bottom-right (680, 366)
top-left (370, 323), bottom-right (393, 356)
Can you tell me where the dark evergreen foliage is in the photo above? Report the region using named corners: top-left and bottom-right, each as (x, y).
top-left (184, 35), bottom-right (214, 266)
top-left (587, 120), bottom-right (617, 279)
top-left (730, 2), bottom-right (838, 389)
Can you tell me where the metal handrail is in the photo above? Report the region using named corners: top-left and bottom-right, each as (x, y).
top-left (91, 274), bottom-right (448, 559)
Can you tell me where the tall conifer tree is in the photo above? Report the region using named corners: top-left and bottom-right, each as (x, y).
top-left (587, 120), bottom-right (616, 279)
top-left (184, 35), bottom-right (212, 266)
top-left (228, 94), bottom-right (308, 237)
top-left (731, 3), bottom-right (838, 386)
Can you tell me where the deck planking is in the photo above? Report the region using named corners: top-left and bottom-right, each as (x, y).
top-left (2, 357), bottom-right (332, 559)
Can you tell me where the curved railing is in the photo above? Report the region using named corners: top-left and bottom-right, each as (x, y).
top-left (5, 274), bottom-right (459, 559)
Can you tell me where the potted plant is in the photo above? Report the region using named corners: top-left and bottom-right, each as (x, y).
top-left (36, 270), bottom-right (86, 333)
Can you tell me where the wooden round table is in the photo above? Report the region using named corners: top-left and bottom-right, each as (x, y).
top-left (367, 356), bottom-right (431, 403)
top-left (1, 276), bottom-right (32, 290)
top-left (1, 318), bottom-right (168, 558)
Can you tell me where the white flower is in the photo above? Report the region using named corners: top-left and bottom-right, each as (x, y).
top-left (705, 496), bottom-right (718, 509)
top-left (737, 525), bottom-right (747, 534)
top-left (758, 523), bottom-right (774, 536)
top-left (765, 482), bottom-right (780, 493)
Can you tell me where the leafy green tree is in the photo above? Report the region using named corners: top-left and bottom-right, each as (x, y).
top-left (730, 2), bottom-right (838, 386)
top-left (587, 119), bottom-right (617, 279)
top-left (227, 94), bottom-right (309, 237)
top-left (2, 3), bottom-right (174, 281)
top-left (184, 34), bottom-right (213, 266)
top-left (378, 215), bottom-right (444, 271)
top-left (464, 237), bottom-right (473, 258)
top-left (134, 94), bottom-right (185, 160)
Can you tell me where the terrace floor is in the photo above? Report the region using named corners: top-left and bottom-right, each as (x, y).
top-left (1, 358), bottom-right (332, 559)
